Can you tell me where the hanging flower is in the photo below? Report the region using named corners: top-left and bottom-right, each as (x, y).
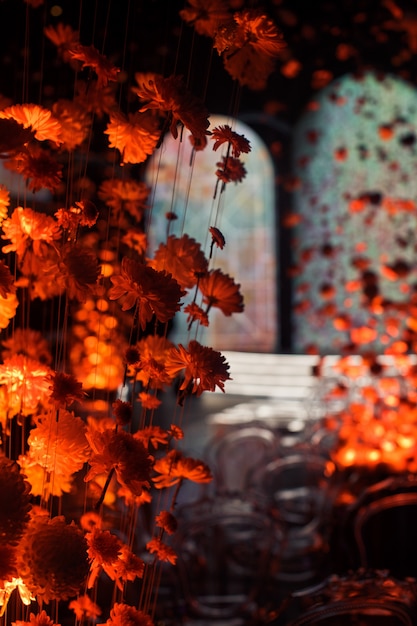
top-left (184, 302), bottom-right (209, 328)
top-left (86, 528), bottom-right (122, 587)
top-left (179, 0), bottom-right (231, 37)
top-left (0, 355), bottom-right (52, 417)
top-left (98, 178), bottom-right (150, 221)
top-left (138, 392), bottom-right (162, 410)
top-left (111, 399), bottom-right (132, 426)
top-left (4, 144), bottom-right (63, 192)
top-left (165, 340), bottom-right (231, 396)
top-left (0, 261), bottom-right (15, 298)
top-left (48, 371), bottom-right (85, 408)
top-left (199, 268), bottom-right (244, 316)
top-left (152, 449), bottom-right (213, 488)
top-left (146, 538), bottom-right (177, 565)
top-left (105, 111), bottom-right (160, 165)
top-left (132, 334), bottom-right (176, 389)
top-left (215, 155), bottom-right (247, 185)
top-left (0, 119), bottom-right (34, 157)
top-left (134, 425), bottom-right (169, 449)
top-left (99, 603), bottom-right (154, 626)
top-left (66, 43), bottom-right (120, 86)
top-left (133, 73), bottom-right (210, 143)
top-left (69, 595), bottom-right (102, 621)
top-left (1, 328), bottom-right (51, 365)
top-left (52, 99), bottom-right (91, 150)
top-left (211, 125), bottom-right (251, 157)
top-left (75, 79), bottom-right (118, 119)
top-left (155, 510), bottom-right (177, 535)
top-left (44, 22), bottom-right (79, 51)
top-left (121, 229), bottom-right (148, 255)
top-left (0, 184), bottom-right (10, 224)
top-left (0, 104), bottom-right (62, 144)
top-left (12, 610), bottom-right (60, 626)
top-left (0, 293), bottom-right (19, 330)
top-left (58, 244), bottom-right (101, 302)
top-left (109, 257), bottom-right (185, 329)
top-left (85, 428), bottom-right (153, 497)
top-left (0, 456), bottom-right (32, 545)
top-left (17, 515), bottom-right (89, 603)
top-left (209, 226), bottom-right (226, 250)
top-left (149, 234), bottom-right (208, 289)
top-left (2, 206), bottom-right (60, 257)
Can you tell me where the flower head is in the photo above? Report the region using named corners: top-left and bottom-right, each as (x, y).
top-left (146, 538), bottom-right (177, 565)
top-left (12, 609), bottom-right (61, 626)
top-left (109, 257), bottom-right (185, 329)
top-left (2, 206), bottom-right (60, 257)
top-left (211, 125), bottom-right (251, 157)
top-left (149, 234), bottom-right (208, 289)
top-left (0, 104), bottom-right (62, 144)
top-left (166, 340), bottom-right (231, 396)
top-left (0, 456), bottom-right (32, 545)
top-left (48, 371), bottom-right (85, 408)
top-left (198, 268), bottom-right (244, 316)
top-left (153, 449), bottom-right (212, 488)
top-left (180, 0), bottom-right (231, 37)
top-left (99, 603), bottom-right (154, 626)
top-left (67, 43), bottom-right (120, 86)
top-left (105, 111), bottom-right (160, 165)
top-left (155, 510), bottom-right (178, 535)
top-left (58, 244), bottom-right (101, 302)
top-left (69, 595), bottom-right (102, 621)
top-left (0, 261), bottom-right (15, 298)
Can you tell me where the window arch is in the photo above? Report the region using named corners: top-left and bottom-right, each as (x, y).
top-left (146, 115), bottom-right (278, 352)
top-left (291, 71), bottom-right (417, 354)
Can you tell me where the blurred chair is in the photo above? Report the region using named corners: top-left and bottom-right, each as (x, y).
top-left (280, 569), bottom-right (417, 625)
top-left (247, 448), bottom-right (338, 587)
top-left (172, 495), bottom-right (282, 624)
top-left (341, 474), bottom-right (417, 579)
top-left (204, 426), bottom-right (278, 496)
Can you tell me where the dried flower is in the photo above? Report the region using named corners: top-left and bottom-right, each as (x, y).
top-left (109, 257), bottom-right (185, 329)
top-left (134, 425), bottom-right (169, 449)
top-left (146, 538), bottom-right (177, 565)
top-left (48, 371), bottom-right (85, 408)
top-left (66, 43), bottom-right (120, 86)
top-left (0, 293), bottom-right (19, 330)
top-left (2, 207), bottom-right (60, 257)
top-left (165, 340), bottom-right (231, 396)
top-left (153, 450), bottom-right (213, 488)
top-left (69, 595), bottom-right (102, 621)
top-left (58, 244), bottom-right (101, 302)
top-left (1, 328), bottom-right (52, 365)
top-left (105, 111), bottom-right (160, 165)
top-left (198, 268), bottom-right (244, 316)
top-left (184, 302), bottom-right (209, 328)
top-left (0, 119), bottom-right (34, 156)
top-left (211, 125), bottom-right (251, 157)
top-left (0, 354), bottom-right (51, 417)
top-left (0, 261), bottom-right (15, 298)
top-left (138, 392), bottom-right (162, 410)
top-left (180, 0), bottom-right (231, 37)
top-left (149, 234), bottom-right (208, 289)
top-left (98, 178), bottom-right (150, 221)
top-left (215, 155), bottom-right (247, 185)
top-left (0, 104), bottom-right (62, 144)
top-left (85, 428), bottom-right (153, 497)
top-left (209, 226), bottom-right (226, 250)
top-left (112, 399), bottom-right (132, 426)
top-left (155, 510), bottom-right (178, 535)
top-left (0, 456), bottom-right (32, 545)
top-left (12, 610), bottom-right (61, 626)
top-left (17, 516), bottom-right (89, 602)
top-left (99, 603), bottom-right (154, 626)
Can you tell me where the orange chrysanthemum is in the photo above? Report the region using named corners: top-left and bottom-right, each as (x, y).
top-left (0, 184), bottom-right (10, 224)
top-left (215, 155), bottom-right (247, 185)
top-left (138, 391), bottom-right (162, 410)
top-left (1, 328), bottom-right (52, 365)
top-left (48, 371), bottom-right (84, 408)
top-left (0, 118), bottom-right (34, 157)
top-left (52, 99), bottom-right (91, 150)
top-left (75, 79), bottom-right (118, 119)
top-left (5, 145), bottom-right (63, 193)
top-left (99, 603), bottom-right (154, 626)
top-left (132, 335), bottom-right (175, 389)
top-left (69, 595), bottom-right (102, 621)
top-left (121, 229), bottom-right (148, 255)
top-left (153, 450), bottom-right (213, 488)
top-left (0, 261), bottom-right (15, 298)
top-left (209, 226), bottom-right (226, 250)
top-left (165, 340), bottom-right (231, 396)
top-left (0, 455), bottom-right (32, 545)
top-left (180, 0), bottom-right (231, 37)
top-left (58, 244), bottom-right (101, 302)
top-left (134, 425), bottom-right (169, 449)
top-left (211, 124), bottom-right (251, 157)
top-left (105, 111), bottom-right (160, 165)
top-left (2, 206), bottom-right (60, 257)
top-left (109, 257), bottom-right (185, 329)
top-left (149, 234), bottom-right (208, 289)
top-left (66, 43), bottom-right (120, 86)
top-left (184, 302), bottom-right (209, 328)
top-left (146, 537), bottom-right (177, 565)
top-left (98, 178), bottom-right (150, 221)
top-left (0, 104), bottom-right (62, 144)
top-left (198, 268), bottom-right (244, 316)
top-left (86, 529), bottom-right (144, 590)
top-left (0, 293), bottom-right (19, 330)
top-left (44, 22), bottom-right (79, 50)
top-left (155, 510), bottom-right (177, 535)
top-left (85, 428), bottom-right (153, 497)
top-left (133, 73), bottom-right (210, 143)
top-left (17, 516), bottom-right (89, 603)
top-left (13, 610), bottom-right (60, 626)
top-left (0, 354), bottom-right (51, 417)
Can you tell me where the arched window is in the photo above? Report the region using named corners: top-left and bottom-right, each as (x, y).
top-left (146, 115), bottom-right (278, 352)
top-left (291, 72), bottom-right (417, 354)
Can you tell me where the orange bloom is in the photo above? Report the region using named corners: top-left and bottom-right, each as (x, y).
top-left (215, 156), bottom-right (247, 185)
top-left (134, 425), bottom-right (169, 449)
top-left (0, 455), bottom-right (32, 545)
top-left (209, 226), bottom-right (226, 250)
top-left (0, 104), bottom-right (62, 144)
top-left (85, 428), bottom-right (153, 497)
top-left (5, 145), bottom-right (63, 193)
top-left (133, 73), bottom-right (210, 143)
top-left (146, 538), bottom-right (177, 565)
top-left (48, 371), bottom-right (85, 408)
top-left (98, 178), bottom-right (150, 221)
top-left (121, 229), bottom-right (148, 255)
top-left (69, 595), bottom-right (102, 621)
top-left (149, 234), bottom-right (208, 289)
top-left (199, 268), bottom-right (244, 316)
top-left (152, 450), bottom-right (213, 488)
top-left (75, 79), bottom-right (118, 119)
top-left (86, 529), bottom-right (144, 590)
top-left (44, 22), bottom-right (79, 49)
top-left (0, 184), bottom-right (10, 224)
top-left (12, 610), bottom-right (60, 626)
top-left (109, 257), bottom-right (185, 329)
top-left (52, 99), bottom-right (91, 150)
top-left (105, 111), bottom-right (160, 165)
top-left (111, 399), bottom-right (132, 426)
top-left (211, 124), bottom-right (251, 157)
top-left (155, 510), bottom-right (177, 535)
top-left (0, 118), bottom-right (34, 156)
top-left (0, 261), bottom-right (15, 298)
top-left (133, 334), bottom-right (176, 389)
top-left (0, 355), bottom-right (51, 417)
top-left (165, 340), bottom-right (231, 396)
top-left (179, 0), bottom-right (231, 37)
top-left (138, 391), bottom-right (162, 410)
top-left (66, 43), bottom-right (120, 86)
top-left (2, 206), bottom-right (60, 257)
top-left (55, 200), bottom-right (98, 233)
top-left (58, 244), bottom-right (101, 302)
top-left (184, 302), bottom-right (209, 328)
top-left (0, 293), bottom-right (19, 330)
top-left (99, 603), bottom-right (154, 626)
